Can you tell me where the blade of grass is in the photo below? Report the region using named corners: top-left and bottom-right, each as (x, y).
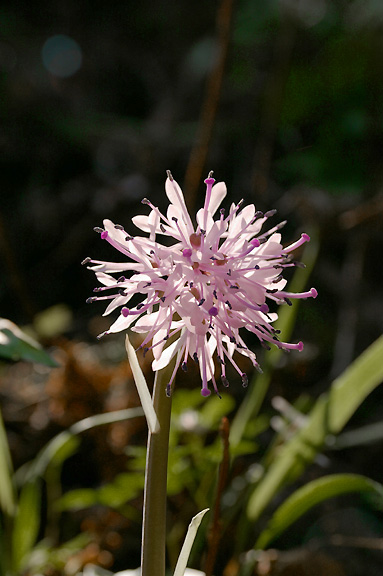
top-left (0, 411), bottom-right (16, 516)
top-left (256, 473), bottom-right (383, 549)
top-left (125, 335), bottom-right (160, 434)
top-left (173, 509), bottom-right (210, 576)
top-left (26, 407), bottom-right (144, 481)
top-left (12, 480), bottom-right (41, 573)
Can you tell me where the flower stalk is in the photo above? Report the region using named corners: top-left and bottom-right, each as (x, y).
top-left (141, 370), bottom-right (172, 576)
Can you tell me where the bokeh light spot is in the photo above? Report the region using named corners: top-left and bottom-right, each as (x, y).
top-left (42, 34), bottom-right (82, 78)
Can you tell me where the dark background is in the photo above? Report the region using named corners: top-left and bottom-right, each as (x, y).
top-left (1, 0), bottom-right (383, 353)
top-left (1, 0), bottom-right (383, 574)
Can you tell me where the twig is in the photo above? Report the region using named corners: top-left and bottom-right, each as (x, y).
top-left (183, 0), bottom-right (235, 212)
top-left (339, 193), bottom-right (383, 229)
top-left (204, 416), bottom-right (231, 576)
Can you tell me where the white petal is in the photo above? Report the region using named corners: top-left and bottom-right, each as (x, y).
top-left (202, 335), bottom-right (217, 381)
top-left (132, 210), bottom-right (161, 237)
top-left (196, 208), bottom-right (214, 234)
top-left (226, 205), bottom-right (256, 240)
top-left (90, 262), bottom-right (138, 273)
top-left (132, 214), bottom-right (152, 232)
top-left (103, 293), bottom-right (133, 316)
top-left (134, 310), bottom-right (161, 332)
top-left (152, 338), bottom-right (180, 371)
top-left (205, 219), bottom-right (227, 248)
top-left (108, 313), bottom-right (137, 333)
top-left (165, 177), bottom-right (193, 233)
top-left (95, 272), bottom-right (119, 286)
top-left (103, 219), bottom-right (127, 243)
top-left (209, 181), bottom-right (227, 215)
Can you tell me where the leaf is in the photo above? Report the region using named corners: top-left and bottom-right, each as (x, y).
top-left (33, 304), bottom-right (73, 339)
top-left (199, 394), bottom-right (235, 429)
top-left (55, 488), bottom-right (98, 511)
top-left (256, 474), bottom-right (383, 549)
top-left (173, 509), bottom-right (209, 576)
top-left (0, 410), bottom-right (16, 516)
top-left (26, 407), bottom-right (144, 481)
top-left (12, 480), bottom-right (41, 572)
top-left (247, 335), bottom-right (383, 522)
top-left (0, 318), bottom-right (58, 367)
top-left (125, 335), bottom-right (160, 434)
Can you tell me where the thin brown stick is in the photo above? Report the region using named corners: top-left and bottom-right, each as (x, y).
top-left (183, 0), bottom-right (235, 212)
top-left (204, 416), bottom-right (231, 576)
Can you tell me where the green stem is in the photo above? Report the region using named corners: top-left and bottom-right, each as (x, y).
top-left (141, 370), bottom-right (172, 576)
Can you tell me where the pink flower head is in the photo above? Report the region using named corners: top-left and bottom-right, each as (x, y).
top-left (84, 172), bottom-right (317, 397)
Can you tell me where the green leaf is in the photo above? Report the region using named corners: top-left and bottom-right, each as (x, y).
top-left (12, 480), bottom-right (41, 572)
top-left (33, 304), bottom-right (73, 339)
top-left (26, 431), bottom-right (80, 481)
top-left (199, 394), bottom-right (235, 429)
top-left (0, 318), bottom-right (58, 367)
top-left (55, 488), bottom-right (97, 511)
top-left (0, 410), bottom-right (16, 516)
top-left (98, 472), bottom-right (144, 508)
top-left (57, 472), bottom-right (145, 512)
top-left (247, 335), bottom-right (383, 522)
top-left (27, 408), bottom-right (143, 481)
top-left (256, 474), bottom-right (383, 549)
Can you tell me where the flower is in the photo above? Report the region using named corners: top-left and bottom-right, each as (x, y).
top-left (84, 172), bottom-right (317, 397)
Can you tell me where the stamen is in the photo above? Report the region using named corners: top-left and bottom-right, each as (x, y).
top-left (282, 233), bottom-right (310, 254)
top-left (221, 375), bottom-right (230, 387)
